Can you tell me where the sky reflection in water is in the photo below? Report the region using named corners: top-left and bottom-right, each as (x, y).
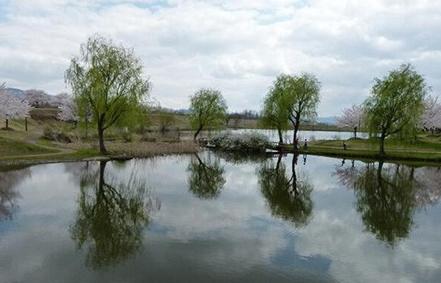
top-left (0, 152), bottom-right (441, 283)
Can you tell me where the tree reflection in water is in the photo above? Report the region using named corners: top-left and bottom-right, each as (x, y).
top-left (0, 168), bottom-right (29, 220)
top-left (335, 161), bottom-right (441, 246)
top-left (258, 154), bottom-right (313, 227)
top-left (187, 152), bottom-right (226, 199)
top-left (70, 161), bottom-right (158, 269)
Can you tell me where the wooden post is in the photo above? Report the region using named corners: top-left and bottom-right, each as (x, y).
top-left (5, 118), bottom-right (8, 130)
top-left (25, 117), bottom-right (28, 132)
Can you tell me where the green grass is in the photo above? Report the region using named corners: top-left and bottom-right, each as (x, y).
top-left (276, 135), bottom-right (441, 164)
top-left (0, 136), bottom-right (58, 157)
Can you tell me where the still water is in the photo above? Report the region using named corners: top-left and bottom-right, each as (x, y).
top-left (226, 129), bottom-right (367, 143)
top-left (1, 152), bottom-right (441, 283)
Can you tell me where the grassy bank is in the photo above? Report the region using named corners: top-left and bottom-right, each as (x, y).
top-left (0, 140), bottom-right (199, 168)
top-left (4, 115), bottom-right (441, 166)
top-left (0, 118), bottom-right (199, 168)
top-left (275, 136), bottom-right (441, 164)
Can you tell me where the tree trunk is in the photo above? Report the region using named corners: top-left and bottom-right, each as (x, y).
top-left (276, 154), bottom-right (282, 171)
top-left (98, 161), bottom-right (107, 195)
top-left (377, 161), bottom-right (384, 187)
top-left (277, 128), bottom-right (283, 145)
top-left (354, 126), bottom-right (357, 139)
top-left (291, 153), bottom-right (299, 195)
top-left (292, 117), bottom-right (300, 152)
top-left (193, 125), bottom-right (203, 141)
top-left (379, 132), bottom-right (386, 156)
top-left (25, 117), bottom-right (28, 132)
top-left (85, 118), bottom-right (89, 139)
top-left (97, 119), bottom-right (107, 155)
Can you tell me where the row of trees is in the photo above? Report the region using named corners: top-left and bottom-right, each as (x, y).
top-left (2, 34), bottom-right (435, 157)
top-left (0, 85), bottom-right (78, 129)
top-left (66, 35), bottom-right (229, 154)
top-left (259, 64), bottom-right (431, 156)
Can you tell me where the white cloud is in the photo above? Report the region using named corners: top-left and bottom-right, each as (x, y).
top-left (0, 0), bottom-right (440, 115)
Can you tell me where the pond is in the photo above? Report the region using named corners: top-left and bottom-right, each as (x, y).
top-left (225, 129), bottom-right (368, 143)
top-left (1, 152), bottom-right (441, 283)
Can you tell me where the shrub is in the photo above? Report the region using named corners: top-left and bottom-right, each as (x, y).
top-left (210, 131), bottom-right (270, 152)
top-left (42, 126), bottom-right (72, 143)
top-left (121, 130), bottom-right (133, 143)
top-left (141, 133), bottom-right (157, 142)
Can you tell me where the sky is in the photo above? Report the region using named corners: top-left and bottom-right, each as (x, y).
top-left (0, 0), bottom-right (440, 116)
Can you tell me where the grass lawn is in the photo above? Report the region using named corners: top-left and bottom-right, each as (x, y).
top-left (0, 136), bottom-right (58, 157)
top-left (277, 134), bottom-right (441, 163)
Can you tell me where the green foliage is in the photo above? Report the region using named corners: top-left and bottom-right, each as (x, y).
top-left (66, 35), bottom-right (150, 153)
top-left (158, 112), bottom-right (177, 133)
top-left (263, 73), bottom-right (320, 145)
top-left (364, 64), bottom-right (428, 154)
top-left (281, 73), bottom-right (320, 125)
top-left (189, 88), bottom-right (227, 140)
top-left (260, 83), bottom-right (289, 142)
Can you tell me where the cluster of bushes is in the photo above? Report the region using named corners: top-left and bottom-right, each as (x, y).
top-left (210, 131), bottom-right (270, 153)
top-left (141, 130), bottom-right (181, 143)
top-left (42, 126), bottom-right (73, 143)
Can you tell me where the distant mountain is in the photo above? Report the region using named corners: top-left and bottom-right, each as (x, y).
top-left (1, 88), bottom-right (25, 97)
top-left (317, 116), bottom-right (337, 125)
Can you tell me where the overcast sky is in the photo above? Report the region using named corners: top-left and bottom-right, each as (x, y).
top-left (0, 0), bottom-right (440, 116)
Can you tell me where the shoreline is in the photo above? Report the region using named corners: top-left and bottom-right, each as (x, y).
top-left (272, 143), bottom-right (441, 166)
top-left (4, 136), bottom-right (441, 169)
top-left (0, 140), bottom-right (200, 169)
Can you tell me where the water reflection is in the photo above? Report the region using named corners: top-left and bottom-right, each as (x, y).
top-left (1, 154), bottom-right (441, 282)
top-left (335, 161), bottom-right (441, 246)
top-left (0, 168), bottom-right (29, 220)
top-left (70, 161), bottom-right (157, 269)
top-left (414, 167), bottom-right (441, 206)
top-left (258, 155), bottom-right (313, 227)
top-left (187, 152), bottom-right (226, 199)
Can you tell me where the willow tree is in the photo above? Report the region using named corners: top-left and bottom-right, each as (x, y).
top-left (189, 88), bottom-right (227, 141)
top-left (260, 82), bottom-right (289, 144)
top-left (364, 64), bottom-right (427, 156)
top-left (279, 74), bottom-right (320, 150)
top-left (66, 35), bottom-right (150, 154)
